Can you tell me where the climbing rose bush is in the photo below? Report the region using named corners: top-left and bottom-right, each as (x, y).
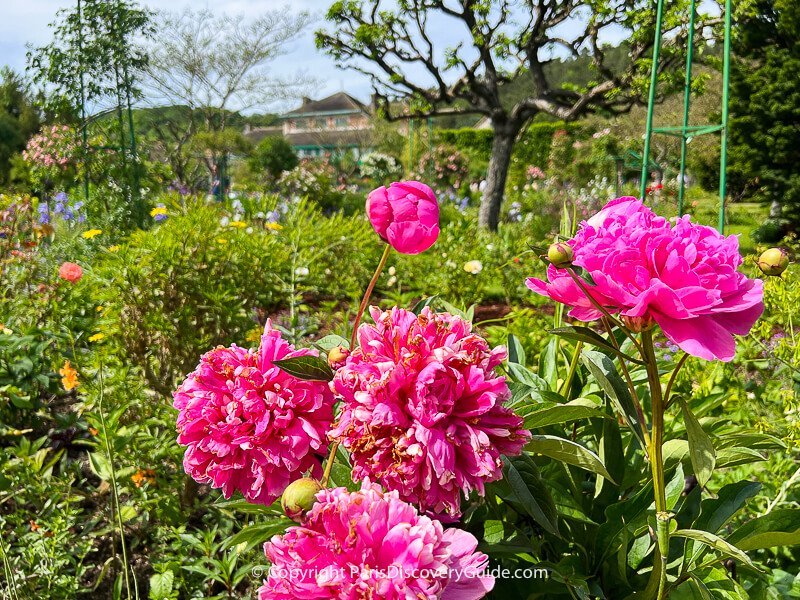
top-left (257, 481), bottom-right (494, 600)
top-left (173, 323), bottom-right (335, 505)
top-left (330, 306), bottom-right (530, 518)
top-left (526, 196), bottom-right (764, 361)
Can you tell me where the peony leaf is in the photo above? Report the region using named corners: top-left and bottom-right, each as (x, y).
top-left (314, 334), bottom-right (350, 352)
top-left (274, 356), bottom-right (334, 381)
top-left (501, 454), bottom-right (560, 536)
top-left (222, 519), bottom-right (292, 551)
top-left (411, 295), bottom-right (438, 315)
top-left (549, 325), bottom-right (644, 364)
top-left (727, 509), bottom-right (800, 551)
top-left (680, 399), bottom-right (716, 489)
top-left (519, 398), bottom-right (609, 429)
top-left (580, 350), bottom-right (646, 451)
top-left (507, 333), bottom-right (526, 366)
top-left (526, 434), bottom-right (615, 482)
top-left (671, 529), bottom-right (756, 569)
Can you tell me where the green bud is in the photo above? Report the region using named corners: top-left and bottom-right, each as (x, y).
top-left (757, 247), bottom-right (789, 277)
top-left (281, 478), bottom-right (323, 522)
top-left (547, 242), bottom-right (574, 269)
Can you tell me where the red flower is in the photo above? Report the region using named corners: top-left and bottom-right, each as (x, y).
top-left (58, 262), bottom-right (83, 283)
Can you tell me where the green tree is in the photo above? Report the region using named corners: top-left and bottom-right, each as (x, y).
top-left (317, 0), bottom-right (721, 230)
top-left (248, 136), bottom-right (298, 183)
top-left (0, 68), bottom-right (40, 186)
top-left (727, 0), bottom-right (800, 227)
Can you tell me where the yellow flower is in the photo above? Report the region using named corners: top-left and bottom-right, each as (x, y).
top-left (229, 220), bottom-right (247, 228)
top-left (150, 207), bottom-right (168, 217)
top-left (245, 328), bottom-right (262, 343)
top-left (108, 245), bottom-right (120, 252)
top-left (96, 306), bottom-right (104, 312)
top-left (266, 222), bottom-right (283, 231)
top-left (88, 333), bottom-right (105, 343)
top-left (463, 260), bottom-right (483, 275)
top-left (82, 229), bottom-right (103, 239)
top-left (216, 238), bottom-right (228, 244)
top-left (59, 360), bottom-right (79, 391)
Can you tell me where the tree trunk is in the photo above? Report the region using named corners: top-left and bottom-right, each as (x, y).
top-left (479, 122), bottom-right (519, 231)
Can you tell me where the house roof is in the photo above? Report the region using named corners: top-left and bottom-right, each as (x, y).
top-left (284, 92), bottom-right (369, 117)
top-left (243, 126), bottom-right (283, 144)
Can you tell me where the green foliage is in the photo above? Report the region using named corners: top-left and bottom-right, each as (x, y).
top-left (728, 0), bottom-right (800, 228)
top-left (0, 68), bottom-right (40, 187)
top-left (247, 136), bottom-right (298, 182)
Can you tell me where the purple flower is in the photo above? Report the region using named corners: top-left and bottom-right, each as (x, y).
top-left (54, 192), bottom-right (68, 203)
top-left (53, 202), bottom-right (65, 215)
top-left (38, 204), bottom-right (50, 224)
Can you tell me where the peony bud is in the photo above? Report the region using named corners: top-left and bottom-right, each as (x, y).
top-left (757, 247), bottom-right (789, 277)
top-left (327, 345), bottom-right (350, 370)
top-left (281, 478), bottom-right (323, 522)
top-left (547, 242), bottom-right (574, 269)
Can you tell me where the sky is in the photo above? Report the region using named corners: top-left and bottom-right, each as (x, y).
top-left (0, 1), bottom-right (631, 116)
top-left (0, 0), bottom-right (377, 113)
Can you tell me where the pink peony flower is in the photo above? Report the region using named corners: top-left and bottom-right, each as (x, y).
top-left (258, 481), bottom-right (494, 600)
top-left (366, 181), bottom-right (440, 254)
top-left (526, 197), bottom-right (764, 361)
top-left (58, 262), bottom-right (83, 283)
top-left (173, 322), bottom-right (335, 505)
top-left (330, 307), bottom-right (530, 518)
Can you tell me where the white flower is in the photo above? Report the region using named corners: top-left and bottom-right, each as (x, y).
top-left (463, 260), bottom-right (483, 274)
top-left (387, 276), bottom-right (397, 287)
top-left (388, 266), bottom-right (396, 276)
top-left (486, 244), bottom-right (494, 251)
top-left (294, 267), bottom-right (310, 277)
top-left (219, 216), bottom-right (230, 227)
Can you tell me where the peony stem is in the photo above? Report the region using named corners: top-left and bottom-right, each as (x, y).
top-left (642, 329), bottom-right (670, 600)
top-left (320, 441), bottom-right (339, 488)
top-left (322, 244), bottom-right (392, 488)
top-left (350, 244), bottom-right (392, 349)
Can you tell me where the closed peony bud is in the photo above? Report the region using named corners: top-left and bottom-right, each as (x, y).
top-left (327, 345), bottom-right (350, 369)
top-left (281, 478), bottom-right (323, 522)
top-left (547, 242), bottom-right (574, 268)
top-left (757, 247), bottom-right (789, 277)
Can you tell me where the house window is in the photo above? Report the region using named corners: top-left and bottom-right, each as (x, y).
top-left (335, 117), bottom-right (347, 128)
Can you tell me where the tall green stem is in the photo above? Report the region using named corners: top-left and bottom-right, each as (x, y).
top-left (642, 330), bottom-right (669, 599)
top-left (322, 244), bottom-right (392, 487)
top-left (350, 244), bottom-right (392, 348)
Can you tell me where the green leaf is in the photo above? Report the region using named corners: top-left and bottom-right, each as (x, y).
top-left (680, 400), bottom-right (716, 488)
top-left (520, 398), bottom-right (609, 429)
top-left (671, 529), bottom-right (756, 569)
top-left (223, 519), bottom-right (292, 551)
top-left (728, 509), bottom-right (800, 551)
top-left (549, 326), bottom-right (643, 364)
top-left (507, 362), bottom-right (548, 390)
top-left (411, 295), bottom-right (438, 315)
top-left (580, 350), bottom-right (646, 450)
top-left (89, 451), bottom-right (113, 481)
top-left (507, 334), bottom-right (526, 366)
top-left (273, 355), bottom-right (333, 381)
top-left (715, 446), bottom-right (766, 468)
top-left (539, 337), bottom-right (559, 390)
top-left (694, 481), bottom-right (761, 534)
top-left (314, 334), bottom-right (349, 352)
top-left (526, 434), bottom-right (614, 482)
top-left (149, 571), bottom-right (174, 600)
top-left (501, 454), bottom-right (559, 536)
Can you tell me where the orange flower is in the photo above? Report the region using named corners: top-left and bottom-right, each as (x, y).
top-left (131, 468), bottom-right (156, 488)
top-left (59, 360), bottom-right (79, 391)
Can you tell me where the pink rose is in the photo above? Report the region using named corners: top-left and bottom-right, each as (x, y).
top-left (58, 262), bottom-right (83, 283)
top-left (366, 181), bottom-right (439, 254)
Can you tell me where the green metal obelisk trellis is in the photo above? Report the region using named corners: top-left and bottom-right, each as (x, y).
top-left (639, 0), bottom-right (733, 233)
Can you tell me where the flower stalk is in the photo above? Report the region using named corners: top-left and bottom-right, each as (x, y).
top-left (642, 329), bottom-right (670, 600)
